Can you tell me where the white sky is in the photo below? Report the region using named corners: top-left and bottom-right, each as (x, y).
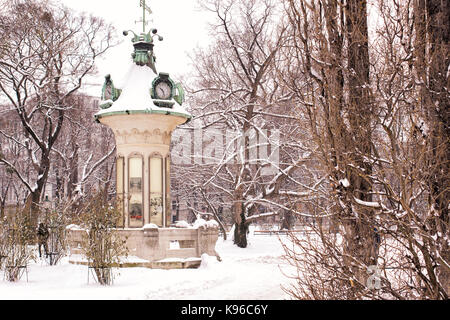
top-left (59, 0), bottom-right (214, 96)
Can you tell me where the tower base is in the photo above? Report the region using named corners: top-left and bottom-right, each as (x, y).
top-left (66, 223), bottom-right (219, 269)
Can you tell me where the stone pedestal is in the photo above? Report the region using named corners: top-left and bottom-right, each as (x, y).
top-left (67, 223), bottom-right (219, 269)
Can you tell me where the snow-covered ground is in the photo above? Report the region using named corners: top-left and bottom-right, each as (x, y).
top-left (0, 229), bottom-right (296, 300)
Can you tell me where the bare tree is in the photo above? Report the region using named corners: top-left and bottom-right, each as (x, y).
top-left (280, 0), bottom-right (379, 295)
top-left (0, 0), bottom-right (116, 226)
top-left (0, 112), bottom-right (30, 216)
top-left (0, 208), bottom-right (35, 281)
top-left (79, 190), bottom-right (128, 285)
top-left (280, 0), bottom-right (449, 299)
top-left (50, 95), bottom-right (116, 207)
top-left (177, 0), bottom-right (321, 248)
top-left (413, 0), bottom-right (449, 293)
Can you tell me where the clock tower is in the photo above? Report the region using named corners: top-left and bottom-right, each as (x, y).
top-left (95, 9), bottom-right (191, 228)
top-left (68, 1), bottom-right (219, 268)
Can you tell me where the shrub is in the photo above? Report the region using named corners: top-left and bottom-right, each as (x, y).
top-left (80, 191), bottom-right (128, 285)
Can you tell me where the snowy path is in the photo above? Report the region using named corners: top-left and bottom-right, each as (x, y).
top-left (0, 234), bottom-right (295, 300)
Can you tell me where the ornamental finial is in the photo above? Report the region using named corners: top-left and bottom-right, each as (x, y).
top-left (137, 0), bottom-right (152, 33)
top-left (122, 1), bottom-right (163, 72)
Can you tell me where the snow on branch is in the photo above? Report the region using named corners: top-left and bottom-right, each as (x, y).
top-left (75, 146), bottom-right (116, 195)
top-left (353, 197), bottom-right (381, 209)
top-left (0, 157), bottom-right (34, 193)
top-left (246, 212), bottom-right (278, 223)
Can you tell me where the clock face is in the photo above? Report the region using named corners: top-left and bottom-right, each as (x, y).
top-left (155, 81), bottom-right (171, 100)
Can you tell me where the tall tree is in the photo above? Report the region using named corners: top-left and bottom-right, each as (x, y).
top-left (281, 0), bottom-right (449, 299)
top-left (180, 0), bottom-right (317, 247)
top-left (0, 0), bottom-right (116, 225)
top-left (283, 0), bottom-right (377, 293)
top-left (413, 0), bottom-right (449, 295)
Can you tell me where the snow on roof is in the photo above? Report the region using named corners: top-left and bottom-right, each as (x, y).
top-left (95, 63), bottom-right (191, 119)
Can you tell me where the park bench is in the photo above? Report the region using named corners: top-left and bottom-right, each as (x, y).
top-left (253, 229), bottom-right (309, 236)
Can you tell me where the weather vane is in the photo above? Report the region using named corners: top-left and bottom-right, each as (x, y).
top-left (135, 0), bottom-right (153, 33)
top-left (123, 0), bottom-right (163, 73)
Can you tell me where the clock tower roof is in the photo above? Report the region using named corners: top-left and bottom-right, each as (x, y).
top-left (94, 1), bottom-right (191, 123)
top-left (95, 63), bottom-right (191, 122)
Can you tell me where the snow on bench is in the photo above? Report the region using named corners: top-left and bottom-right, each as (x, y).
top-left (253, 229), bottom-right (312, 236)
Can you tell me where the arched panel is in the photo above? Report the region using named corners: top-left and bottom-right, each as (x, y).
top-left (128, 155), bottom-right (144, 228)
top-left (116, 156), bottom-right (125, 227)
top-left (149, 153), bottom-right (163, 227)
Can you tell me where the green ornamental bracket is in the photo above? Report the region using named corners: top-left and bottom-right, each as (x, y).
top-left (174, 83), bottom-right (185, 106)
top-left (124, 29), bottom-right (162, 74)
top-left (100, 74), bottom-right (121, 109)
top-left (132, 50), bottom-right (151, 66)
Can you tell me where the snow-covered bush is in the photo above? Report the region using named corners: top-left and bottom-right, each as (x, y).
top-left (0, 209), bottom-right (35, 282)
top-left (0, 217), bottom-right (7, 270)
top-left (79, 192), bottom-right (128, 285)
top-left (38, 208), bottom-right (70, 265)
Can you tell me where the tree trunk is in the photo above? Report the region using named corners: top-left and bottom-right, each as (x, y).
top-left (343, 0), bottom-right (377, 288)
top-left (280, 210), bottom-right (294, 230)
top-left (423, 0), bottom-right (450, 294)
top-left (233, 213), bottom-right (249, 248)
top-left (232, 189), bottom-right (249, 248)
